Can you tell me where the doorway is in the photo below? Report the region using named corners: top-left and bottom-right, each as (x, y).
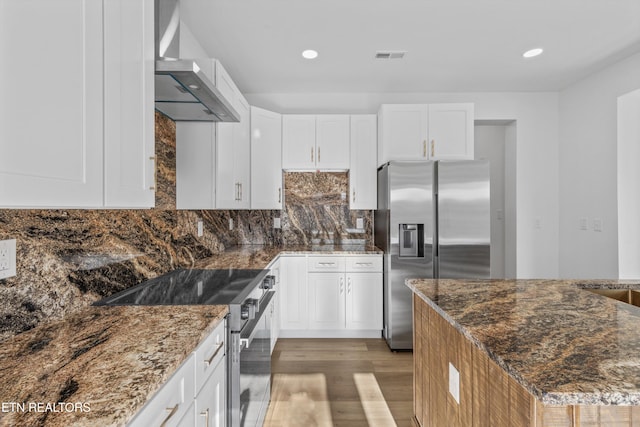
top-left (474, 120), bottom-right (517, 279)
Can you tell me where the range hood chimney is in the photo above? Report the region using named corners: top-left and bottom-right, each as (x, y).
top-left (154, 0), bottom-right (239, 122)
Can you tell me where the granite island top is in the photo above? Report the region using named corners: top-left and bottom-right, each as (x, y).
top-left (0, 244), bottom-right (381, 426)
top-left (407, 278), bottom-right (640, 406)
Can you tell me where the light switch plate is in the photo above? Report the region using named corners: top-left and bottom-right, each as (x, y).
top-left (0, 239), bottom-right (17, 280)
top-left (449, 362), bottom-right (460, 404)
top-left (197, 219), bottom-right (203, 237)
top-left (274, 217), bottom-right (281, 229)
top-left (356, 218), bottom-right (364, 229)
top-left (593, 218), bottom-right (603, 232)
top-left (229, 218), bottom-right (234, 231)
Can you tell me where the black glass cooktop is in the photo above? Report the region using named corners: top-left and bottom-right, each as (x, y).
top-left (93, 269), bottom-right (269, 306)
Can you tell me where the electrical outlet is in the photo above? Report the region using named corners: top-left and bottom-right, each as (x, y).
top-left (273, 217), bottom-right (281, 229)
top-left (593, 218), bottom-right (603, 232)
top-left (534, 217), bottom-right (541, 229)
top-left (197, 219), bottom-right (203, 237)
top-left (356, 218), bottom-right (364, 229)
top-left (0, 239), bottom-right (17, 280)
top-left (449, 362), bottom-right (460, 404)
top-left (229, 218), bottom-right (234, 231)
top-left (579, 217), bottom-right (588, 231)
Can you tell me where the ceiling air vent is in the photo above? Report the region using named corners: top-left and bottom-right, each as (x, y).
top-left (375, 51), bottom-right (407, 59)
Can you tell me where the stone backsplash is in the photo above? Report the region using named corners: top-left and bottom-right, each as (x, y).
top-left (0, 112), bottom-right (373, 341)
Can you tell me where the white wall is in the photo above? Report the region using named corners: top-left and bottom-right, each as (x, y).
top-left (247, 92), bottom-right (560, 278)
top-left (558, 52), bottom-right (640, 279)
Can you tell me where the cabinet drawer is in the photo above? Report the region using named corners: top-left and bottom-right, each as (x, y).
top-left (129, 354), bottom-right (195, 427)
top-left (307, 256), bottom-right (345, 272)
top-left (346, 256), bottom-right (382, 272)
top-left (194, 318), bottom-right (227, 395)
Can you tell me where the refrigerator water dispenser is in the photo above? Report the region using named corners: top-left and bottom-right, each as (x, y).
top-left (399, 224), bottom-right (424, 257)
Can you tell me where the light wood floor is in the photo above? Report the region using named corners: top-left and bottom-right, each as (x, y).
top-left (264, 338), bottom-right (413, 427)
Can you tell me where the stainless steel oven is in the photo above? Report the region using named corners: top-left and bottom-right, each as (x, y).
top-left (229, 278), bottom-right (275, 427)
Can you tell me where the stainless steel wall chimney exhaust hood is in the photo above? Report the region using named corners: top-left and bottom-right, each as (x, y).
top-left (154, 0), bottom-right (239, 122)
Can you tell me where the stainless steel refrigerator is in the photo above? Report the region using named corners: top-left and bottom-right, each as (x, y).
top-left (374, 160), bottom-right (490, 350)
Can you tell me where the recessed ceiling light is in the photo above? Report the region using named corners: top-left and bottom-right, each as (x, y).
top-left (523, 48), bottom-right (544, 58)
top-left (302, 49), bottom-right (318, 59)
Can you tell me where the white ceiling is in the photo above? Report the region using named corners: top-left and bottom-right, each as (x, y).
top-left (180, 0), bottom-right (640, 94)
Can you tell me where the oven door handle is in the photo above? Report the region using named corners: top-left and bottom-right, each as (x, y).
top-left (239, 290), bottom-right (275, 349)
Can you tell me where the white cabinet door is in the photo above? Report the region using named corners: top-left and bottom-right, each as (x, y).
top-left (195, 356), bottom-right (226, 427)
top-left (346, 273), bottom-right (383, 330)
top-left (315, 115), bottom-right (350, 169)
top-left (103, 0), bottom-right (155, 207)
top-left (251, 107), bottom-right (283, 209)
top-left (176, 122), bottom-right (216, 209)
top-left (377, 104), bottom-right (428, 166)
top-left (282, 115), bottom-right (316, 170)
top-left (428, 103), bottom-right (474, 160)
top-left (217, 95), bottom-right (250, 209)
top-left (279, 256), bottom-right (308, 330)
top-left (308, 273), bottom-right (345, 330)
top-left (0, 0), bottom-right (104, 207)
top-left (349, 115), bottom-right (377, 210)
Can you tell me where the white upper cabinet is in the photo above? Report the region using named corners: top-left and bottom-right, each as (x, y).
top-left (378, 104), bottom-right (429, 165)
top-left (104, 0), bottom-right (155, 207)
top-left (176, 122), bottom-right (216, 209)
top-left (282, 115), bottom-right (349, 170)
top-left (349, 115), bottom-right (377, 210)
top-left (377, 103), bottom-right (474, 166)
top-left (176, 60), bottom-right (250, 210)
top-left (216, 94), bottom-right (251, 209)
top-left (315, 115), bottom-right (350, 169)
top-left (251, 107), bottom-right (283, 210)
top-left (0, 0), bottom-right (154, 208)
top-left (427, 103), bottom-right (474, 160)
top-left (282, 115), bottom-right (316, 169)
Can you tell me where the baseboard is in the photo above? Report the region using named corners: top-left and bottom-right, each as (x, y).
top-left (278, 329), bottom-right (383, 339)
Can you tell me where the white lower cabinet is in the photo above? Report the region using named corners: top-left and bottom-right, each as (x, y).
top-left (129, 318), bottom-right (227, 427)
top-left (279, 256), bottom-right (308, 330)
top-left (280, 254), bottom-right (382, 338)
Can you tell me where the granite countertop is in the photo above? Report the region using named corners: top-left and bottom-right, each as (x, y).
top-left (193, 244), bottom-right (383, 269)
top-left (0, 305), bottom-right (228, 427)
top-left (407, 278), bottom-right (640, 406)
top-left (0, 244), bottom-right (381, 426)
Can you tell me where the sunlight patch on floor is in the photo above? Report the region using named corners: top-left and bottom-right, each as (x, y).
top-left (264, 373), bottom-right (334, 427)
top-left (353, 373), bottom-right (398, 427)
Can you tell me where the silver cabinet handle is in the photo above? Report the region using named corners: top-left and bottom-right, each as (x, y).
top-left (239, 183), bottom-right (243, 201)
top-left (160, 404), bottom-right (179, 427)
top-left (200, 408), bottom-right (210, 426)
top-left (234, 183), bottom-right (239, 201)
top-left (318, 147), bottom-right (321, 162)
top-left (311, 146), bottom-right (314, 162)
top-left (348, 277), bottom-right (352, 294)
top-left (278, 188), bottom-right (281, 203)
top-left (340, 277), bottom-right (344, 294)
top-left (318, 262), bottom-right (336, 266)
top-left (149, 156), bottom-right (156, 190)
top-left (431, 139), bottom-right (435, 157)
top-left (423, 140), bottom-right (427, 158)
top-left (355, 262), bottom-right (373, 266)
top-left (204, 341), bottom-right (224, 366)
top-left (353, 190), bottom-right (356, 202)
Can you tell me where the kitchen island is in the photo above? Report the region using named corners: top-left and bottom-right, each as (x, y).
top-left (408, 278), bottom-right (640, 427)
